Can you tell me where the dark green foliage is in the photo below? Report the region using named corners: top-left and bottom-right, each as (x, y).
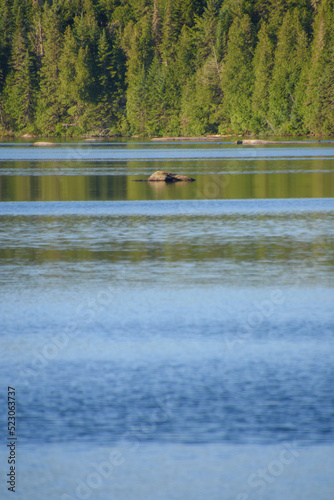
top-left (0, 0), bottom-right (333, 136)
top-left (0, 0), bottom-right (13, 91)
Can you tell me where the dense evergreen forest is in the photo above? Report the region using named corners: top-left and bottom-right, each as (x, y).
top-left (0, 0), bottom-right (333, 137)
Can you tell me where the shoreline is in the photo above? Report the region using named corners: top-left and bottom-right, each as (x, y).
top-left (0, 133), bottom-right (333, 144)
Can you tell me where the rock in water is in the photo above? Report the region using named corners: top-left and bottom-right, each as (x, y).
top-left (147, 171), bottom-right (177, 182)
top-left (147, 171), bottom-right (195, 182)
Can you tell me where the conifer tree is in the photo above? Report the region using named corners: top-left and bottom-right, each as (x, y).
top-left (180, 1), bottom-right (224, 136)
top-left (145, 55), bottom-right (167, 134)
top-left (0, 0), bottom-right (11, 129)
top-left (95, 25), bottom-right (126, 130)
top-left (73, 0), bottom-right (99, 101)
top-left (0, 0), bottom-right (12, 91)
top-left (160, 0), bottom-right (177, 65)
top-left (265, 0), bottom-right (313, 40)
top-left (194, 0), bottom-right (222, 68)
top-left (221, 14), bottom-right (255, 133)
top-left (268, 10), bottom-right (308, 133)
top-left (252, 22), bottom-right (274, 132)
top-left (180, 57), bottom-right (224, 136)
top-left (123, 9), bottom-right (154, 134)
top-left (3, 27), bottom-right (36, 131)
top-left (36, 7), bottom-right (63, 133)
top-left (126, 63), bottom-right (148, 134)
top-left (58, 26), bottom-right (90, 132)
top-left (303, 0), bottom-right (334, 134)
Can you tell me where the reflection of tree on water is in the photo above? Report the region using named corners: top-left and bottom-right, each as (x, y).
top-left (1, 155), bottom-right (334, 202)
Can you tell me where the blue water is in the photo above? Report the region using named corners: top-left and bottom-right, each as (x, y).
top-left (1, 143), bottom-right (334, 161)
top-left (0, 141), bottom-right (334, 499)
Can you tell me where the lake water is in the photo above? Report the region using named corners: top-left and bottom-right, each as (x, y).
top-left (0, 139), bottom-right (334, 499)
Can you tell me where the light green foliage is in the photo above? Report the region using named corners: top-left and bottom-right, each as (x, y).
top-left (181, 57), bottom-right (224, 135)
top-left (145, 56), bottom-right (168, 134)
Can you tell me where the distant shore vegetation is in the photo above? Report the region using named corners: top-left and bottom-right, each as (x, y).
top-left (0, 0), bottom-right (333, 138)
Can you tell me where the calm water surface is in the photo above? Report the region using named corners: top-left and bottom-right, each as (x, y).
top-left (0, 140), bottom-right (334, 499)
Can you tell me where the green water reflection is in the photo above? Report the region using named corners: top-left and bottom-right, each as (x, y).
top-left (1, 171), bottom-right (334, 201)
top-left (1, 157), bottom-right (334, 201)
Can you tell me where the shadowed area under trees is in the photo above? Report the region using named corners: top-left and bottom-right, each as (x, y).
top-left (0, 0), bottom-right (333, 137)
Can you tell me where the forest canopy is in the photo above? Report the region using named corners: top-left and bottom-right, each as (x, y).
top-left (0, 0), bottom-right (333, 137)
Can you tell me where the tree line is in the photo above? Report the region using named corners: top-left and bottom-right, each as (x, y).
top-left (0, 0), bottom-right (333, 137)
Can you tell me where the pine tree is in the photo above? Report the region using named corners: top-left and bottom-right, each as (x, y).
top-left (268, 9), bottom-right (308, 133)
top-left (180, 1), bottom-right (224, 136)
top-left (123, 9), bottom-right (154, 134)
top-left (36, 7), bottom-right (63, 133)
top-left (58, 26), bottom-right (90, 132)
top-left (180, 57), bottom-right (224, 136)
top-left (303, 0), bottom-right (334, 134)
top-left (0, 0), bottom-right (12, 91)
top-left (160, 0), bottom-right (177, 66)
top-left (265, 0), bottom-right (314, 40)
top-left (252, 22), bottom-right (275, 132)
top-left (221, 14), bottom-right (255, 133)
top-left (73, 0), bottom-right (99, 88)
top-left (95, 25), bottom-right (126, 131)
top-left (194, 0), bottom-right (222, 68)
top-left (145, 55), bottom-right (167, 134)
top-left (3, 28), bottom-right (36, 131)
top-left (126, 63), bottom-right (148, 135)
top-left (0, 0), bottom-right (12, 130)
